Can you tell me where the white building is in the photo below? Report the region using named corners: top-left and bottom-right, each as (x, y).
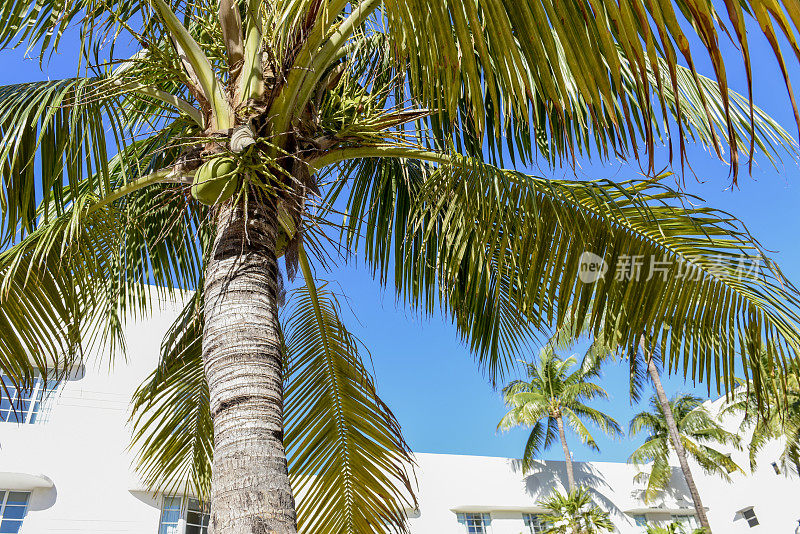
top-left (0, 293), bottom-right (798, 533)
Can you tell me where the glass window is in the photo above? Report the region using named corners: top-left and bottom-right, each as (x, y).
top-left (159, 497), bottom-right (182, 534)
top-left (0, 491), bottom-right (30, 534)
top-left (159, 496), bottom-right (210, 534)
top-left (633, 514), bottom-right (648, 526)
top-left (0, 373), bottom-right (59, 424)
top-left (524, 513), bottom-right (547, 534)
top-left (457, 512), bottom-right (491, 534)
top-left (741, 508), bottom-right (759, 528)
top-left (185, 498), bottom-right (210, 534)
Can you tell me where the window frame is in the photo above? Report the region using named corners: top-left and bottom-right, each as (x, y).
top-left (0, 371), bottom-right (60, 424)
top-left (0, 490), bottom-right (31, 534)
top-left (457, 512), bottom-right (492, 534)
top-left (159, 495), bottom-right (210, 534)
top-left (523, 513), bottom-right (548, 534)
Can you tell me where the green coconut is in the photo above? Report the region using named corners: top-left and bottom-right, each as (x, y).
top-left (191, 156), bottom-right (240, 205)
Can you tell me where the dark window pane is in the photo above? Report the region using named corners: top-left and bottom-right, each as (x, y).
top-left (5, 493), bottom-right (28, 506)
top-left (1, 506), bottom-right (25, 520)
top-left (0, 520), bottom-right (23, 533)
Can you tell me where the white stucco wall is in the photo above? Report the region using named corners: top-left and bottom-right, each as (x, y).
top-left (0, 291), bottom-right (798, 533)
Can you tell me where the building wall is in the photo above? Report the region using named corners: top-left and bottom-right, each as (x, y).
top-left (1, 293), bottom-right (798, 533)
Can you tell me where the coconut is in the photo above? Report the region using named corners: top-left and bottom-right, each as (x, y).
top-left (191, 156), bottom-right (240, 205)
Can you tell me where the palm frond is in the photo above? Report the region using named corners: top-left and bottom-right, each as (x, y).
top-left (0, 194), bottom-right (127, 382)
top-left (398, 153), bottom-right (800, 395)
top-left (130, 270), bottom-right (418, 534)
top-left (130, 289), bottom-right (211, 499)
top-left (284, 259), bottom-right (416, 534)
top-left (380, 0), bottom-right (800, 177)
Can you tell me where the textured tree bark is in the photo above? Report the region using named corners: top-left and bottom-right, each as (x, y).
top-left (646, 355), bottom-right (712, 533)
top-left (202, 196), bottom-right (297, 534)
top-left (556, 414), bottom-right (576, 492)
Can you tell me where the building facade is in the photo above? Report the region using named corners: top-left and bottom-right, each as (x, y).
top-left (0, 294), bottom-right (798, 533)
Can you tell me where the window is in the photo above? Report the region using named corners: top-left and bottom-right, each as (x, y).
top-left (185, 498), bottom-right (210, 534)
top-left (633, 514), bottom-right (648, 526)
top-left (0, 372), bottom-right (59, 424)
top-left (741, 508), bottom-right (759, 528)
top-left (524, 513), bottom-right (547, 534)
top-left (0, 491), bottom-right (30, 534)
top-left (457, 512), bottom-right (491, 534)
top-left (159, 496), bottom-right (209, 534)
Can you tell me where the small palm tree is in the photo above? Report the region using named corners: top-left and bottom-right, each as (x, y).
top-left (646, 523), bottom-right (705, 534)
top-left (629, 395), bottom-right (742, 528)
top-left (499, 351), bottom-right (622, 491)
top-left (539, 488), bottom-right (614, 534)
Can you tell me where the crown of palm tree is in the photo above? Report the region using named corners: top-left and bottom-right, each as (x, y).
top-left (2, 0), bottom-right (800, 532)
top-left (539, 488), bottom-right (615, 534)
top-left (629, 394), bottom-right (742, 503)
top-left (499, 351), bottom-right (622, 471)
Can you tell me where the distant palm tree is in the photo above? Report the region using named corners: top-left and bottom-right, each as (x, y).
top-left (629, 394), bottom-right (742, 531)
top-left (499, 351), bottom-right (622, 491)
top-left (555, 314), bottom-right (730, 534)
top-left (723, 360), bottom-right (800, 475)
top-left (539, 488), bottom-right (614, 534)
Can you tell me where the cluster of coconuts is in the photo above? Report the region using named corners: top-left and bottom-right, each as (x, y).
top-left (190, 124), bottom-right (256, 206)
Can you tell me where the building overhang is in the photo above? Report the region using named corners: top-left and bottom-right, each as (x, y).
top-left (0, 472), bottom-right (54, 491)
top-left (624, 506), bottom-right (701, 515)
top-left (450, 505), bottom-right (548, 513)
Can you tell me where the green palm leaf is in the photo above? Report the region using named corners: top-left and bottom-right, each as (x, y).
top-left (130, 262), bottom-right (416, 534)
top-left (629, 394), bottom-right (742, 501)
top-left (285, 255), bottom-right (415, 534)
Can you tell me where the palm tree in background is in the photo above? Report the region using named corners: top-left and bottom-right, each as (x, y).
top-left (498, 351), bottom-right (622, 491)
top-left (3, 0), bottom-right (800, 532)
top-left (554, 316), bottom-right (739, 534)
top-left (539, 488), bottom-right (614, 534)
top-left (629, 394), bottom-right (742, 532)
top-left (723, 359), bottom-right (800, 475)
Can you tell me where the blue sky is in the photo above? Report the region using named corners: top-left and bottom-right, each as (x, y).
top-left (2, 16), bottom-right (799, 465)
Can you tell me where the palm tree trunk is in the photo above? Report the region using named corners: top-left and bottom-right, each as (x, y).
top-left (202, 196), bottom-right (297, 534)
top-left (645, 355), bottom-right (711, 533)
top-left (556, 414), bottom-right (576, 492)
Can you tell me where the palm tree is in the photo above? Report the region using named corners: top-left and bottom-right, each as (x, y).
top-left (629, 394), bottom-right (742, 532)
top-left (723, 360), bottom-right (800, 475)
top-left (2, 1), bottom-right (800, 533)
top-left (539, 488), bottom-right (614, 534)
top-left (558, 318), bottom-right (741, 534)
top-left (499, 352), bottom-right (622, 491)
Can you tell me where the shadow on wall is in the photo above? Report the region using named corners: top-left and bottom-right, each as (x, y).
top-left (629, 466), bottom-right (694, 508)
top-left (509, 459), bottom-right (694, 515)
top-left (510, 459), bottom-right (623, 516)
